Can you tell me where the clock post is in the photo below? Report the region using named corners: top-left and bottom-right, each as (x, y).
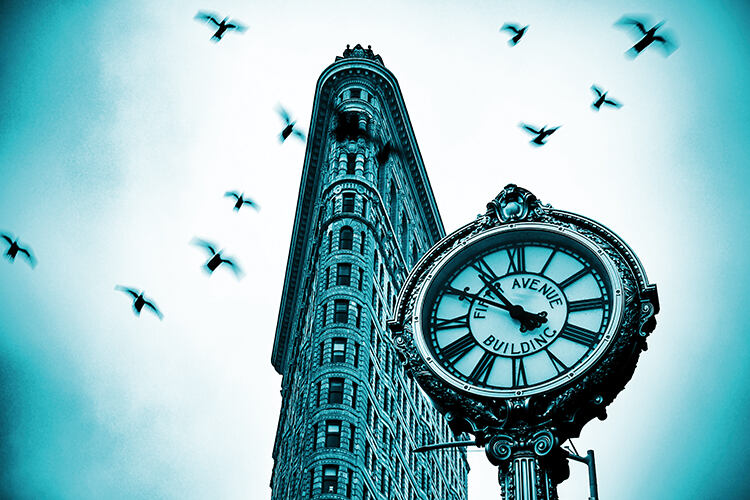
top-left (388, 185), bottom-right (659, 499)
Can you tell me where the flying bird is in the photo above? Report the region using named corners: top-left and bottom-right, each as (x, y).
top-left (333, 111), bottom-right (366, 142)
top-left (1, 233), bottom-right (35, 267)
top-left (615, 17), bottom-right (677, 57)
top-left (500, 24), bottom-right (528, 46)
top-left (520, 124), bottom-right (560, 146)
top-left (115, 286), bottom-right (163, 319)
top-left (191, 238), bottom-right (243, 278)
top-left (225, 192), bottom-right (259, 211)
top-left (590, 86), bottom-right (622, 111)
top-left (375, 141), bottom-right (393, 166)
top-left (278, 106), bottom-right (306, 143)
top-left (194, 12), bottom-right (246, 42)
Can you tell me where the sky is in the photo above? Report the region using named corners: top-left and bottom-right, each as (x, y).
top-left (1, 0), bottom-right (749, 498)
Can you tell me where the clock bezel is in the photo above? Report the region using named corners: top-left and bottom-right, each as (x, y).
top-left (411, 222), bottom-right (625, 398)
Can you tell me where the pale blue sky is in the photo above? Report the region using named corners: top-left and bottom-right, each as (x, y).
top-left (1, 1), bottom-right (749, 498)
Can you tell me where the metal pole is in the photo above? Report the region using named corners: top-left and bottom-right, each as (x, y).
top-left (564, 449), bottom-right (598, 500)
top-left (413, 440), bottom-right (477, 453)
top-left (586, 450), bottom-right (598, 500)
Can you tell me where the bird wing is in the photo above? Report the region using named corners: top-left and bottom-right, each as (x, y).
top-left (1, 234), bottom-right (12, 246)
top-left (191, 238), bottom-right (217, 255)
top-left (277, 105), bottom-right (292, 124)
top-left (115, 285), bottom-right (140, 299)
top-left (195, 12), bottom-right (221, 26)
top-left (546, 126), bottom-right (560, 134)
top-left (603, 98), bottom-right (621, 107)
top-left (616, 17), bottom-right (648, 35)
top-left (17, 246), bottom-right (36, 266)
top-left (521, 124), bottom-right (540, 134)
top-left (242, 199), bottom-right (258, 208)
top-left (292, 129), bottom-right (306, 140)
top-left (500, 24), bottom-right (519, 34)
top-left (143, 300), bottom-right (163, 320)
top-left (222, 257), bottom-right (244, 278)
top-left (653, 34), bottom-right (677, 54)
top-left (591, 85), bottom-right (603, 97)
top-left (225, 191), bottom-right (240, 200)
top-left (225, 22), bottom-right (247, 32)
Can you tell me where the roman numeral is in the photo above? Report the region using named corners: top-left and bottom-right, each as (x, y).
top-left (433, 313), bottom-right (469, 331)
top-left (558, 267), bottom-right (589, 289)
top-left (559, 324), bottom-right (599, 348)
top-left (544, 349), bottom-right (568, 374)
top-left (539, 249), bottom-right (556, 275)
top-left (506, 247), bottom-right (525, 273)
top-left (470, 258), bottom-right (498, 281)
top-left (567, 298), bottom-right (604, 312)
top-left (468, 351), bottom-right (495, 385)
top-left (512, 357), bottom-right (528, 387)
top-left (439, 334), bottom-right (476, 362)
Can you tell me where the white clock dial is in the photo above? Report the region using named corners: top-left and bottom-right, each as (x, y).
top-left (414, 225), bottom-right (623, 397)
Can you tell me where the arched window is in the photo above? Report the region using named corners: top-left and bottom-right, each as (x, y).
top-left (328, 231), bottom-right (333, 252)
top-left (346, 154), bottom-right (356, 175)
top-left (411, 242), bottom-right (419, 266)
top-left (360, 232), bottom-right (366, 255)
top-left (339, 226), bottom-right (353, 250)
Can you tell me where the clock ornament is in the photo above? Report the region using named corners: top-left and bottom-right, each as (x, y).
top-left (388, 184), bottom-right (659, 499)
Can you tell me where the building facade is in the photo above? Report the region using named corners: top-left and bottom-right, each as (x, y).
top-left (270, 45), bottom-right (469, 500)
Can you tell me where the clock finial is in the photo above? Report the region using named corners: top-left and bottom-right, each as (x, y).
top-left (487, 184), bottom-right (547, 223)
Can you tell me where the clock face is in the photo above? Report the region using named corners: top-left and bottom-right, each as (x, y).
top-left (413, 224), bottom-right (623, 398)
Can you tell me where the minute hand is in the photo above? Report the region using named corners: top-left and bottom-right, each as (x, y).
top-left (445, 287), bottom-right (513, 311)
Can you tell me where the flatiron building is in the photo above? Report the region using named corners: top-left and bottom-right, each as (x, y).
top-left (270, 44), bottom-right (469, 500)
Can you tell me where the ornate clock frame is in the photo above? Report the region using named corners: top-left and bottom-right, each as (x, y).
top-left (388, 185), bottom-right (659, 499)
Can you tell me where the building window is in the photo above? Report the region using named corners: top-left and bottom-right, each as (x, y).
top-left (360, 232), bottom-right (366, 255)
top-left (373, 251), bottom-right (379, 271)
top-left (357, 267), bottom-right (363, 291)
top-left (349, 425), bottom-right (356, 453)
top-left (332, 337), bottom-right (346, 363)
top-left (329, 377), bottom-right (344, 404)
top-left (325, 267), bottom-right (330, 289)
top-left (351, 88), bottom-right (361, 99)
top-left (354, 343), bottom-right (360, 368)
top-left (340, 226), bottom-right (353, 250)
top-left (319, 341), bottom-right (325, 365)
top-left (401, 212), bottom-right (408, 251)
top-left (334, 299), bottom-right (349, 323)
top-left (322, 303), bottom-right (327, 326)
top-left (310, 469), bottom-right (315, 497)
top-left (356, 304), bottom-right (362, 328)
top-left (322, 465), bottom-right (339, 493)
top-left (325, 420), bottom-right (342, 448)
top-left (312, 423), bottom-right (318, 450)
top-left (342, 192), bottom-right (355, 212)
top-left (347, 468), bottom-right (354, 498)
top-left (346, 154), bottom-right (356, 175)
top-left (362, 198), bottom-right (368, 217)
top-left (412, 242), bottom-right (419, 266)
top-left (316, 381), bottom-right (321, 406)
top-left (328, 231), bottom-right (332, 252)
top-left (352, 382), bottom-right (358, 409)
top-left (337, 263), bottom-right (351, 286)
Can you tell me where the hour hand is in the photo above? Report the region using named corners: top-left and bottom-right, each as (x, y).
top-left (518, 310), bottom-right (547, 332)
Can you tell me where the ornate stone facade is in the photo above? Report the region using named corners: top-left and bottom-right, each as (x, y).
top-left (270, 46), bottom-right (469, 499)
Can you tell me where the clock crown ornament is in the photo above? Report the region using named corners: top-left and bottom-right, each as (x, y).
top-left (388, 184), bottom-right (659, 499)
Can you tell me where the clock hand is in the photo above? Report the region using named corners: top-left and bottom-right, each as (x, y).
top-left (445, 286), bottom-right (512, 311)
top-left (475, 275), bottom-right (548, 332)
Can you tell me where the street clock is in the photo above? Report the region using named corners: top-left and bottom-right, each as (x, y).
top-left (389, 184), bottom-right (659, 499)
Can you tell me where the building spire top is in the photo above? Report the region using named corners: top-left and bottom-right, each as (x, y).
top-left (336, 43), bottom-right (384, 66)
